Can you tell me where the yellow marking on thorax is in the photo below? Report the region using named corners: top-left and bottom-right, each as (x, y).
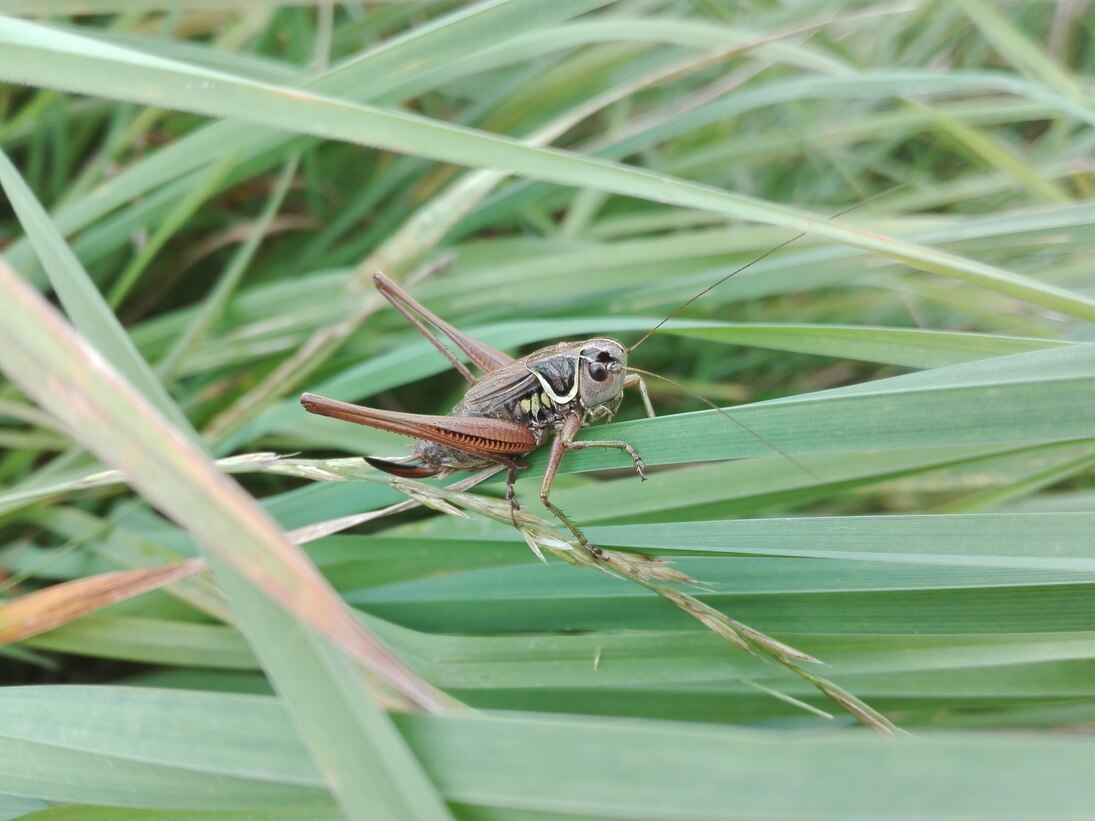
top-left (520, 391), bottom-right (544, 417)
top-left (527, 357), bottom-right (580, 404)
top-left (522, 392), bottom-right (544, 415)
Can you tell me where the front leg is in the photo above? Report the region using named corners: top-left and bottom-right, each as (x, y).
top-left (538, 414), bottom-right (648, 558)
top-left (624, 372), bottom-right (655, 418)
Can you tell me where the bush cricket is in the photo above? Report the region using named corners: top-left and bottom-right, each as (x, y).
top-left (300, 235), bottom-right (810, 556)
top-left (296, 234), bottom-right (910, 733)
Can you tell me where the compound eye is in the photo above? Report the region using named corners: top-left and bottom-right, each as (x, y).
top-left (588, 361), bottom-right (609, 382)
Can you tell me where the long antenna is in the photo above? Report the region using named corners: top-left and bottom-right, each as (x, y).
top-left (628, 233), bottom-right (802, 353)
top-left (627, 366), bottom-right (818, 481)
top-left (627, 190), bottom-right (903, 354)
top-left (624, 188), bottom-right (906, 479)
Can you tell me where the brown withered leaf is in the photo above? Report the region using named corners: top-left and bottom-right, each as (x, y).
top-left (0, 558), bottom-right (206, 644)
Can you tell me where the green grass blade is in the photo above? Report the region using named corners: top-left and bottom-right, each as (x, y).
top-left (0, 148), bottom-right (194, 436)
top-left (157, 154), bottom-right (300, 380)
top-left (0, 259), bottom-right (451, 818)
top-left (665, 323), bottom-right (1065, 368)
top-left (105, 151), bottom-right (236, 309)
top-left (0, 16), bottom-right (1092, 321)
top-left (2, 3), bottom-right (1093, 812)
top-left (4, 685), bottom-right (1095, 818)
top-left (523, 345), bottom-right (1095, 474)
top-left (956, 0), bottom-right (1086, 101)
top-left (1, 0), bottom-right (613, 280)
